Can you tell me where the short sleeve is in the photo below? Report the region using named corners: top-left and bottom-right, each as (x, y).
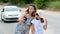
top-left (31, 19), bottom-right (36, 24)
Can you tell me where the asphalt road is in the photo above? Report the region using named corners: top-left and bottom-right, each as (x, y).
top-left (0, 5), bottom-right (60, 34)
top-left (43, 11), bottom-right (60, 34)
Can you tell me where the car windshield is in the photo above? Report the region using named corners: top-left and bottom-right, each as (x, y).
top-left (5, 7), bottom-right (18, 11)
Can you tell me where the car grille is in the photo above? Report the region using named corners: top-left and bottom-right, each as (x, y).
top-left (6, 18), bottom-right (18, 20)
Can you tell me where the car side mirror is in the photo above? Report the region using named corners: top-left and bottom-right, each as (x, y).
top-left (2, 11), bottom-right (4, 12)
top-left (2, 8), bottom-right (4, 12)
top-left (19, 10), bottom-right (21, 12)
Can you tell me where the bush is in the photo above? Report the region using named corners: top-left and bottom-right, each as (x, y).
top-left (47, 1), bottom-right (60, 9)
top-left (18, 0), bottom-right (25, 6)
top-left (8, 0), bottom-right (26, 6)
top-left (34, 0), bottom-right (47, 9)
top-left (25, 0), bottom-right (34, 4)
top-left (34, 0), bottom-right (60, 9)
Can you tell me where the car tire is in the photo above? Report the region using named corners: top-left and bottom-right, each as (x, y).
top-left (2, 19), bottom-right (7, 23)
top-left (4, 20), bottom-right (7, 23)
top-left (1, 19), bottom-right (4, 21)
top-left (1, 19), bottom-right (7, 23)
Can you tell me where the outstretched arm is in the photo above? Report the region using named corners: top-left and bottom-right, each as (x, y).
top-left (17, 11), bottom-right (27, 22)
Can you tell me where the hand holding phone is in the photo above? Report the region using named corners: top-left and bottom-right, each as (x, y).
top-left (24, 16), bottom-right (28, 21)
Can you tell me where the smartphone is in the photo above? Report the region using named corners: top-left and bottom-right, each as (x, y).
top-left (24, 16), bottom-right (27, 21)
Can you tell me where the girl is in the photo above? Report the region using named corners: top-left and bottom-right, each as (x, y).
top-left (15, 5), bottom-right (37, 34)
top-left (31, 12), bottom-right (47, 34)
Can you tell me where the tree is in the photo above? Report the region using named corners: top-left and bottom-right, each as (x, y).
top-left (34, 0), bottom-right (46, 9)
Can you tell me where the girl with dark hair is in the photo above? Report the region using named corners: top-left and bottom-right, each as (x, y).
top-left (31, 12), bottom-right (47, 34)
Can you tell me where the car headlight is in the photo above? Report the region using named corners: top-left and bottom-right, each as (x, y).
top-left (3, 14), bottom-right (8, 18)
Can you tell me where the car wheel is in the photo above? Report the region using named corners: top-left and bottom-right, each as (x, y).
top-left (4, 20), bottom-right (7, 23)
top-left (1, 19), bottom-right (7, 23)
top-left (1, 19), bottom-right (4, 21)
top-left (2, 20), bottom-right (7, 23)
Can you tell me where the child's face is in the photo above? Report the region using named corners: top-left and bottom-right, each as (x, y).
top-left (35, 13), bottom-right (40, 20)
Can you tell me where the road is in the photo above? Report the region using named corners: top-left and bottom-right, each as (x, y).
top-left (0, 5), bottom-right (60, 34)
top-left (44, 11), bottom-right (60, 34)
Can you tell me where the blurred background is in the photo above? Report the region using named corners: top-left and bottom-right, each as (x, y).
top-left (0, 0), bottom-right (60, 10)
top-left (0, 0), bottom-right (60, 34)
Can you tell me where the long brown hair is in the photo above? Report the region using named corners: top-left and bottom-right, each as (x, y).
top-left (36, 13), bottom-right (44, 23)
top-left (26, 4), bottom-right (37, 17)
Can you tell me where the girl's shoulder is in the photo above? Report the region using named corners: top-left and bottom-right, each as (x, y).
top-left (32, 18), bottom-right (37, 21)
top-left (31, 19), bottom-right (37, 24)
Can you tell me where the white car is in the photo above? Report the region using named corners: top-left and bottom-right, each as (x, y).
top-left (1, 6), bottom-right (21, 22)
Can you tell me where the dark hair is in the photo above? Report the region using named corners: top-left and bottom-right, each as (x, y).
top-left (26, 4), bottom-right (37, 17)
top-left (36, 13), bottom-right (44, 23)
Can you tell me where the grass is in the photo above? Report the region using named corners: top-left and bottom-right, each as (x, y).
top-left (47, 1), bottom-right (60, 11)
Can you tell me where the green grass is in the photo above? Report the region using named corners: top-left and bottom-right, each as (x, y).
top-left (47, 1), bottom-right (60, 9)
